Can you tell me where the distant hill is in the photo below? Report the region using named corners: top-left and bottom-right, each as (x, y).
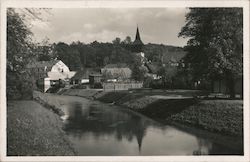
top-left (51, 41), bottom-right (186, 71)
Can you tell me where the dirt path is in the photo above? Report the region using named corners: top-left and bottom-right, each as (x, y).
top-left (7, 100), bottom-right (76, 156)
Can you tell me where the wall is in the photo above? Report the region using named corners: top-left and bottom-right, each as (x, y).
top-left (103, 82), bottom-right (143, 91)
top-left (51, 61), bottom-right (70, 73)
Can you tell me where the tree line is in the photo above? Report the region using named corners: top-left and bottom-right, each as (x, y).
top-left (36, 39), bottom-right (184, 71)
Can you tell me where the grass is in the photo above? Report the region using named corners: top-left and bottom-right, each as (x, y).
top-left (97, 91), bottom-right (129, 103)
top-left (95, 91), bottom-right (243, 136)
top-left (170, 100), bottom-right (243, 136)
top-left (7, 100), bottom-right (76, 156)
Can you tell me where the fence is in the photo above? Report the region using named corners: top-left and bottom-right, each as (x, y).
top-left (103, 82), bottom-right (143, 91)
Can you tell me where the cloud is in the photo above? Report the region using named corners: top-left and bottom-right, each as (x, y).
top-left (83, 23), bottom-right (95, 30)
top-left (30, 20), bottom-right (52, 30)
top-left (30, 8), bottom-right (189, 46)
top-left (58, 30), bottom-right (127, 44)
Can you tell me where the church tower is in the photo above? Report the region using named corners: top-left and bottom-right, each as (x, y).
top-left (132, 26), bottom-right (144, 53)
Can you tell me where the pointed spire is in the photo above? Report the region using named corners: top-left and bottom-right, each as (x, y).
top-left (135, 26), bottom-right (142, 42)
top-left (132, 25), bottom-right (144, 53)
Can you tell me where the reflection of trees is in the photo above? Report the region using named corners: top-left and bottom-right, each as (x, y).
top-left (174, 123), bottom-right (243, 155)
top-left (192, 132), bottom-right (243, 155)
top-left (193, 138), bottom-right (212, 155)
top-left (63, 102), bottom-right (160, 152)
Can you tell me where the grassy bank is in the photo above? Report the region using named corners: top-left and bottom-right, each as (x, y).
top-left (170, 100), bottom-right (243, 136)
top-left (60, 89), bottom-right (101, 99)
top-left (95, 91), bottom-right (243, 136)
top-left (7, 100), bottom-right (76, 155)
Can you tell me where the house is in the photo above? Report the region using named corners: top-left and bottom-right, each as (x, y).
top-left (89, 74), bottom-right (102, 85)
top-left (27, 60), bottom-right (76, 92)
top-left (101, 63), bottom-right (132, 81)
top-left (70, 68), bottom-right (100, 84)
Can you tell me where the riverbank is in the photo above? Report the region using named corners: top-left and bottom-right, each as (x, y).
top-left (7, 100), bottom-right (76, 155)
top-left (61, 89), bottom-right (243, 136)
top-left (98, 91), bottom-right (243, 136)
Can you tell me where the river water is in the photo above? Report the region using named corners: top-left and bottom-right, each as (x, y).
top-left (51, 95), bottom-right (243, 156)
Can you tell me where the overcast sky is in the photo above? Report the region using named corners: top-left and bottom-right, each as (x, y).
top-left (30, 8), bottom-right (189, 47)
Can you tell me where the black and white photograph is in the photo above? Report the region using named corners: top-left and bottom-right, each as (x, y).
top-left (0, 0), bottom-right (249, 161)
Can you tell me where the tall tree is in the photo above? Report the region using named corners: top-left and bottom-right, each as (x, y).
top-left (54, 42), bottom-right (82, 70)
top-left (7, 9), bottom-right (36, 99)
top-left (179, 8), bottom-right (243, 98)
top-left (36, 38), bottom-right (55, 61)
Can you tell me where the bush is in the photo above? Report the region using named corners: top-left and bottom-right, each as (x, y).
top-left (143, 76), bottom-right (154, 88)
top-left (92, 83), bottom-right (103, 89)
top-left (7, 71), bottom-right (35, 100)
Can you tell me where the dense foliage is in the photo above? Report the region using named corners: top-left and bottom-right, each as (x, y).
top-left (7, 9), bottom-right (37, 99)
top-left (179, 8), bottom-right (243, 97)
top-left (44, 40), bottom-right (185, 82)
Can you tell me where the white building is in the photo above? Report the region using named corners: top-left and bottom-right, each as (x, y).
top-left (27, 60), bottom-right (76, 92)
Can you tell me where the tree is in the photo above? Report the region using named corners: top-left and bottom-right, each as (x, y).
top-left (179, 8), bottom-right (243, 98)
top-left (36, 38), bottom-right (55, 61)
top-left (112, 37), bottom-right (121, 45)
top-left (131, 55), bottom-right (148, 81)
top-left (53, 42), bottom-right (82, 70)
top-left (122, 36), bottom-right (132, 44)
top-left (157, 66), bottom-right (177, 89)
top-left (7, 9), bottom-right (37, 99)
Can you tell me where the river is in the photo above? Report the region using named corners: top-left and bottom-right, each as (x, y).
top-left (49, 95), bottom-right (243, 156)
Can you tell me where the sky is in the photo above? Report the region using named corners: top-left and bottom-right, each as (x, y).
top-left (30, 8), bottom-right (189, 47)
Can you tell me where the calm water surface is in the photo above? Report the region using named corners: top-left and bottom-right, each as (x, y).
top-left (54, 95), bottom-right (243, 156)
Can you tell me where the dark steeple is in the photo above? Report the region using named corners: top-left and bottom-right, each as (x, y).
top-left (132, 26), bottom-right (144, 53)
top-left (135, 26), bottom-right (142, 43)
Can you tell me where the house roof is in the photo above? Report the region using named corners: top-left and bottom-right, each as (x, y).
top-left (71, 68), bottom-right (100, 80)
top-left (47, 71), bottom-right (76, 80)
top-left (89, 74), bottom-right (102, 77)
top-left (26, 60), bottom-right (59, 69)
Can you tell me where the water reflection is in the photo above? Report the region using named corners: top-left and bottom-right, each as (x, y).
top-left (61, 100), bottom-right (243, 155)
top-left (63, 102), bottom-right (152, 153)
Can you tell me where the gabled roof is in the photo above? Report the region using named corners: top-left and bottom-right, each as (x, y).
top-left (89, 74), bottom-right (102, 77)
top-left (71, 68), bottom-right (100, 80)
top-left (48, 71), bottom-right (76, 80)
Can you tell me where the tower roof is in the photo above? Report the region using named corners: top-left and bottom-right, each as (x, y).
top-left (133, 26), bottom-right (143, 45)
top-left (132, 26), bottom-right (144, 53)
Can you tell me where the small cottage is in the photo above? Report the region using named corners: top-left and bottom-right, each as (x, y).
top-left (101, 63), bottom-right (132, 81)
top-left (27, 60), bottom-right (76, 92)
top-left (70, 68), bottom-right (100, 85)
